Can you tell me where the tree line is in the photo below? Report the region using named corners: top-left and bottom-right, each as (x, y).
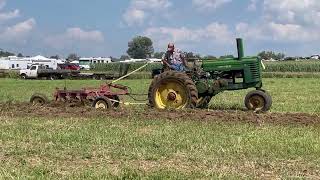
top-left (122, 36), bottom-right (236, 60)
top-left (0, 36), bottom-right (302, 61)
top-left (122, 36), bottom-right (289, 61)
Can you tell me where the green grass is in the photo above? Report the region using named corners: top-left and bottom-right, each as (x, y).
top-left (263, 72), bottom-right (320, 78)
top-left (264, 60), bottom-right (320, 72)
top-left (90, 62), bottom-right (162, 72)
top-left (1, 78), bottom-right (320, 178)
top-left (211, 78), bottom-right (320, 114)
top-left (1, 116), bottom-right (320, 179)
top-left (0, 78), bottom-right (320, 113)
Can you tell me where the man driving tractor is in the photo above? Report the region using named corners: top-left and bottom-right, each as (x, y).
top-left (162, 43), bottom-right (188, 72)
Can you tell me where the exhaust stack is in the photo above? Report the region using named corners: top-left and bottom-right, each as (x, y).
top-left (236, 38), bottom-right (244, 60)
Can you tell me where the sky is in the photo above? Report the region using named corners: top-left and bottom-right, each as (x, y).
top-left (0, 0), bottom-right (319, 58)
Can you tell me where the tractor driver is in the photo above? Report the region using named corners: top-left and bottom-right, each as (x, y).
top-left (162, 43), bottom-right (187, 72)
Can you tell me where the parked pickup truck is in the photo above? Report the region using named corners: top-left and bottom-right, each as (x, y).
top-left (20, 64), bottom-right (80, 80)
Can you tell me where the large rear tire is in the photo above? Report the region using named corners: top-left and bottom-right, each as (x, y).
top-left (148, 71), bottom-right (198, 109)
top-left (245, 90), bottom-right (272, 112)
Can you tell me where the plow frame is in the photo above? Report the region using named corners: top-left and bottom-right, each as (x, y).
top-left (53, 83), bottom-right (129, 103)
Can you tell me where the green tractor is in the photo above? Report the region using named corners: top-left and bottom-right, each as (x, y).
top-left (148, 38), bottom-right (272, 112)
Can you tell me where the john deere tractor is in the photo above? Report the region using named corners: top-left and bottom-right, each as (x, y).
top-left (148, 38), bottom-right (272, 112)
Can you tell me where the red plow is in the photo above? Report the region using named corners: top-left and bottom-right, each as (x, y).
top-left (30, 83), bottom-right (133, 109)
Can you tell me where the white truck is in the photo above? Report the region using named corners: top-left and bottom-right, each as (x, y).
top-left (20, 64), bottom-right (79, 80)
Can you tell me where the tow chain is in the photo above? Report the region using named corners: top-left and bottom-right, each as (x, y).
top-left (112, 62), bottom-right (151, 84)
top-left (108, 98), bottom-right (147, 106)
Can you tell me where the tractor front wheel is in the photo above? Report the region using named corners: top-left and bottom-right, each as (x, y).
top-left (245, 90), bottom-right (272, 112)
top-left (92, 97), bottom-right (112, 110)
top-left (148, 71), bottom-right (198, 109)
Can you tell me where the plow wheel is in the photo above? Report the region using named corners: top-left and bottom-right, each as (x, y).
top-left (245, 90), bottom-right (272, 112)
top-left (197, 96), bottom-right (212, 109)
top-left (148, 71), bottom-right (198, 109)
top-left (92, 97), bottom-right (112, 110)
top-left (30, 93), bottom-right (49, 106)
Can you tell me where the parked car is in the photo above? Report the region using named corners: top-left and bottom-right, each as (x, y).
top-left (58, 63), bottom-right (80, 71)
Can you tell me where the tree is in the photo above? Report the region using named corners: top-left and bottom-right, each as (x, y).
top-left (258, 51), bottom-right (271, 60)
top-left (202, 55), bottom-right (217, 60)
top-left (275, 53), bottom-right (286, 60)
top-left (258, 51), bottom-right (286, 61)
top-left (108, 56), bottom-right (119, 62)
top-left (50, 55), bottom-right (60, 59)
top-left (127, 36), bottom-right (154, 59)
top-left (153, 52), bottom-right (165, 59)
top-left (120, 55), bottom-right (130, 60)
top-left (185, 52), bottom-right (201, 59)
top-left (67, 53), bottom-right (79, 61)
top-left (0, 49), bottom-right (15, 57)
top-left (17, 53), bottom-right (24, 57)
top-left (220, 55), bottom-right (234, 59)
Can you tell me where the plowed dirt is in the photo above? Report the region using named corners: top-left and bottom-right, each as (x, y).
top-left (0, 103), bottom-right (319, 126)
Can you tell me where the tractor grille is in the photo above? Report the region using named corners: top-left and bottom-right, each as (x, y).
top-left (248, 61), bottom-right (260, 79)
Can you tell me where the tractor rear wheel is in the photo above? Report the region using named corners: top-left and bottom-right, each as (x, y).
top-left (92, 97), bottom-right (112, 110)
top-left (148, 71), bottom-right (198, 109)
top-left (30, 93), bottom-right (49, 106)
top-left (245, 90), bottom-right (272, 112)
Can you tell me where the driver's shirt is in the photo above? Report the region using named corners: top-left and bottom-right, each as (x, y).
top-left (163, 50), bottom-right (184, 65)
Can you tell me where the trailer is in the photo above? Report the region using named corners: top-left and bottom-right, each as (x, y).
top-left (20, 64), bottom-right (79, 80)
top-left (19, 62), bottom-right (130, 80)
top-left (0, 55), bottom-right (60, 70)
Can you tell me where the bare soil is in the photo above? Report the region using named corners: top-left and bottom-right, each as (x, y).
top-left (0, 102), bottom-right (319, 126)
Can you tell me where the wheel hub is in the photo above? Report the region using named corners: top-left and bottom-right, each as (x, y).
top-left (154, 81), bottom-right (188, 109)
top-left (249, 95), bottom-right (264, 109)
top-left (167, 92), bottom-right (177, 101)
top-left (34, 99), bottom-right (44, 104)
top-left (96, 100), bottom-right (107, 109)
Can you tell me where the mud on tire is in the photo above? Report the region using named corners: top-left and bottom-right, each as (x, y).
top-left (30, 93), bottom-right (49, 106)
top-left (148, 71), bottom-right (198, 109)
top-left (245, 90), bottom-right (272, 112)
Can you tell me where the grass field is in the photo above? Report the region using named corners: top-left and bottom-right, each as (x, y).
top-left (264, 60), bottom-right (320, 72)
top-left (0, 78), bottom-right (319, 113)
top-left (1, 78), bottom-right (320, 178)
top-left (1, 116), bottom-right (320, 179)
